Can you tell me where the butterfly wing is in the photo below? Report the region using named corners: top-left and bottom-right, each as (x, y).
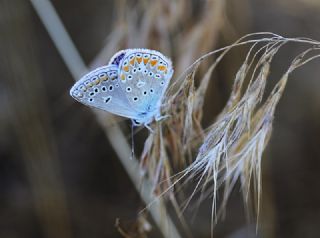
top-left (117, 49), bottom-right (174, 123)
top-left (108, 49), bottom-right (128, 67)
top-left (70, 65), bottom-right (140, 119)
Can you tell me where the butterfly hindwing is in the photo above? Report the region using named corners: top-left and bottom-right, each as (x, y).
top-left (117, 49), bottom-right (174, 121)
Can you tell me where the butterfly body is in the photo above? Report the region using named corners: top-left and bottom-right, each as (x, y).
top-left (70, 49), bottom-right (173, 126)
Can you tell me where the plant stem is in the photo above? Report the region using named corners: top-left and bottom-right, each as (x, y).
top-left (30, 0), bottom-right (182, 237)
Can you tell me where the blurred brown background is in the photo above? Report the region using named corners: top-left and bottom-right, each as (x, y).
top-left (1, 0), bottom-right (320, 237)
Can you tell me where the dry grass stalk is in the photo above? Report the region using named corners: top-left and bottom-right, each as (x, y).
top-left (141, 33), bottom-right (320, 236)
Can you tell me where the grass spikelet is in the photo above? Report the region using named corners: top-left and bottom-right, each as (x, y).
top-left (234, 46), bottom-right (320, 219)
top-left (141, 33), bottom-right (320, 236)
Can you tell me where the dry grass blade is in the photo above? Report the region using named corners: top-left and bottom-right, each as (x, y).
top-left (141, 33), bottom-right (320, 237)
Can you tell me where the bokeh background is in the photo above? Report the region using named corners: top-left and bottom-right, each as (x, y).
top-left (1, 0), bottom-right (320, 237)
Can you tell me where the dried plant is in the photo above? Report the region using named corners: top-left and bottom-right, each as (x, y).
top-left (30, 0), bottom-right (320, 237)
top-left (142, 33), bottom-right (320, 236)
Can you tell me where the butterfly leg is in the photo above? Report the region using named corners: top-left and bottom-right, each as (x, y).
top-left (155, 114), bottom-right (171, 122)
top-left (132, 119), bottom-right (154, 133)
top-left (144, 123), bottom-right (154, 133)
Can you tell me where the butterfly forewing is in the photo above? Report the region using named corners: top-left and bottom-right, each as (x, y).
top-left (117, 49), bottom-right (174, 120)
top-left (70, 65), bottom-right (140, 119)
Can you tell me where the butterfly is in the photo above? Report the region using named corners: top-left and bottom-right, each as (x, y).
top-left (70, 49), bottom-right (174, 127)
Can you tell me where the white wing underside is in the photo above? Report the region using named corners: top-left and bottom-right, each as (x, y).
top-left (70, 49), bottom-right (174, 124)
top-left (70, 65), bottom-right (142, 120)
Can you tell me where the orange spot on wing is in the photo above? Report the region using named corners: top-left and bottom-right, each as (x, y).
top-left (129, 57), bottom-right (135, 65)
top-left (136, 57), bottom-right (142, 64)
top-left (158, 65), bottom-right (166, 71)
top-left (123, 65), bottom-right (129, 72)
top-left (143, 58), bottom-right (149, 65)
top-left (150, 60), bottom-right (158, 67)
top-left (120, 74), bottom-right (126, 80)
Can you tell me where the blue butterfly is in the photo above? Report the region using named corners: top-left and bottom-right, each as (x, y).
top-left (70, 49), bottom-right (174, 127)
